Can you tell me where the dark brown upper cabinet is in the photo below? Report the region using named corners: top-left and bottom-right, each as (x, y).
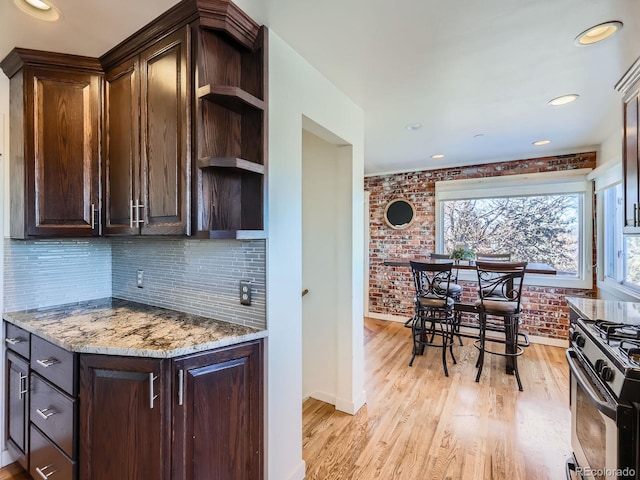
top-left (0, 50), bottom-right (102, 239)
top-left (616, 57), bottom-right (640, 234)
top-left (103, 27), bottom-right (190, 236)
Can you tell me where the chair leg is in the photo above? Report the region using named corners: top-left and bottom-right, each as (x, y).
top-left (475, 313), bottom-right (485, 383)
top-left (513, 319), bottom-right (523, 391)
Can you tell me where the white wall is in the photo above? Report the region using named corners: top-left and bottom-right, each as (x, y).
top-left (267, 30), bottom-right (365, 480)
top-left (0, 69), bottom-right (8, 465)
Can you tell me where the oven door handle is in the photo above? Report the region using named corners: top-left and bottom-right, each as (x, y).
top-left (566, 349), bottom-right (616, 420)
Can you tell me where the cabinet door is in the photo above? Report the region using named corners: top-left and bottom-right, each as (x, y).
top-left (6, 351), bottom-right (29, 470)
top-left (139, 27), bottom-right (190, 235)
top-left (80, 355), bottom-right (170, 480)
top-left (172, 340), bottom-right (263, 480)
top-left (104, 57), bottom-right (140, 235)
top-left (25, 67), bottom-right (101, 237)
top-left (623, 85), bottom-right (640, 230)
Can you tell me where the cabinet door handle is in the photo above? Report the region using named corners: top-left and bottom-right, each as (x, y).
top-left (36, 407), bottom-right (57, 420)
top-left (35, 464), bottom-right (57, 479)
top-left (635, 204), bottom-right (638, 227)
top-left (91, 203), bottom-right (96, 230)
top-left (149, 373), bottom-right (158, 409)
top-left (178, 369), bottom-right (184, 406)
top-left (130, 200), bottom-right (135, 228)
top-left (36, 358), bottom-right (59, 368)
top-left (5, 337), bottom-right (22, 345)
top-left (135, 199), bottom-right (145, 226)
top-left (18, 373), bottom-right (28, 400)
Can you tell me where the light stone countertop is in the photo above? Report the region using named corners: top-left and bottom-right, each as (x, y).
top-left (3, 298), bottom-right (267, 358)
top-left (565, 296), bottom-right (640, 325)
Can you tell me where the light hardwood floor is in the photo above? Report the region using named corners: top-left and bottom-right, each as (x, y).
top-left (0, 318), bottom-right (570, 480)
top-left (303, 317), bottom-right (571, 480)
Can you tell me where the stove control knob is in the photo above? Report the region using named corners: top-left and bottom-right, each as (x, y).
top-left (601, 366), bottom-right (614, 382)
top-left (574, 334), bottom-right (585, 348)
top-left (594, 359), bottom-right (606, 374)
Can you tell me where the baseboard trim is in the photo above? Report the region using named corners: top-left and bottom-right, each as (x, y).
top-left (280, 459), bottom-right (306, 480)
top-left (1, 449), bottom-right (15, 468)
top-left (335, 389), bottom-right (367, 415)
top-left (366, 312), bottom-right (569, 347)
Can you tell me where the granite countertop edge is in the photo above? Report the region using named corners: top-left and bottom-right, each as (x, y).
top-left (3, 298), bottom-right (268, 359)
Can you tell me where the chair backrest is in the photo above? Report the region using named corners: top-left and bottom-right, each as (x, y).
top-left (475, 252), bottom-right (512, 262)
top-left (429, 253), bottom-right (451, 260)
top-left (410, 261), bottom-right (453, 305)
top-left (475, 261), bottom-right (527, 308)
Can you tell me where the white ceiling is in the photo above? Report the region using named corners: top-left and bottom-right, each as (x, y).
top-left (2, 0), bottom-right (639, 175)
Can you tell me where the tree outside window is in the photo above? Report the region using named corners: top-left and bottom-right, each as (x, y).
top-left (442, 194), bottom-right (580, 274)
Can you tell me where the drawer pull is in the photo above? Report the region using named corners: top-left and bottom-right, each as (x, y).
top-left (18, 373), bottom-right (28, 400)
top-left (149, 373), bottom-right (158, 409)
top-left (36, 358), bottom-right (59, 368)
top-left (5, 337), bottom-right (22, 345)
top-left (35, 464), bottom-right (57, 479)
top-left (36, 407), bottom-right (57, 420)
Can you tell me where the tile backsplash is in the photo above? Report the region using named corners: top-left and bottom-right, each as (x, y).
top-left (3, 237), bottom-right (266, 330)
top-left (4, 238), bottom-right (112, 311)
top-left (111, 238), bottom-right (266, 329)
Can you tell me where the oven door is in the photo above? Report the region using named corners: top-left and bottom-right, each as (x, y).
top-left (567, 349), bottom-right (625, 480)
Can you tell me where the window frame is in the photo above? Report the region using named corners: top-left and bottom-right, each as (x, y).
top-left (435, 169), bottom-right (593, 289)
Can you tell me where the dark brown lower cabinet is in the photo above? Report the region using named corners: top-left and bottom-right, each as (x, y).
top-left (6, 350), bottom-right (29, 470)
top-left (80, 355), bottom-right (170, 480)
top-left (79, 340), bottom-right (263, 480)
top-left (172, 341), bottom-right (264, 480)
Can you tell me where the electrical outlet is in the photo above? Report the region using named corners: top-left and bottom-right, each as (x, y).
top-left (137, 270), bottom-right (144, 288)
top-left (240, 280), bottom-right (251, 306)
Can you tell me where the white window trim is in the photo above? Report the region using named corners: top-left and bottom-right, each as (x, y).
top-left (435, 169), bottom-right (593, 289)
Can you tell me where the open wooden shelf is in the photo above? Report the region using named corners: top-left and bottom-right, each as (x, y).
top-left (197, 84), bottom-right (264, 113)
top-left (197, 156), bottom-right (264, 175)
top-left (196, 229), bottom-right (266, 240)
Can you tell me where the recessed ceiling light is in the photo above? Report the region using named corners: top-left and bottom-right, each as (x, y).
top-left (574, 21), bottom-right (622, 46)
top-left (25, 0), bottom-right (51, 10)
top-left (406, 123), bottom-right (422, 131)
top-left (13, 0), bottom-right (60, 20)
top-left (548, 94), bottom-right (580, 106)
top-left (431, 154), bottom-right (445, 159)
top-left (533, 140), bottom-right (551, 146)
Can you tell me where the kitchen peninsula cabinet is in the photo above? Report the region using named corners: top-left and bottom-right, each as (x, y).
top-left (616, 56), bottom-right (640, 234)
top-left (102, 27), bottom-right (190, 236)
top-left (0, 50), bottom-right (102, 239)
top-left (4, 298), bottom-right (266, 480)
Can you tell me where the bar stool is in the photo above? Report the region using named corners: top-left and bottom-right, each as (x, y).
top-left (408, 260), bottom-right (457, 376)
top-left (473, 261), bottom-right (527, 391)
top-left (430, 253), bottom-right (463, 345)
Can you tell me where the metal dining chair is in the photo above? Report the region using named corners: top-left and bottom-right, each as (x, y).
top-left (408, 260), bottom-right (458, 376)
top-left (475, 252), bottom-right (512, 262)
top-left (473, 261), bottom-right (527, 391)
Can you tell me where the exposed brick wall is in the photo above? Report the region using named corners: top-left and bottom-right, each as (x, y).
top-left (365, 153), bottom-right (597, 340)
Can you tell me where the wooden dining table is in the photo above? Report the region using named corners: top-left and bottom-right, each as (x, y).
top-left (383, 258), bottom-right (557, 275)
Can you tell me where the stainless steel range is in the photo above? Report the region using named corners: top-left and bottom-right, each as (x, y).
top-left (567, 318), bottom-right (640, 480)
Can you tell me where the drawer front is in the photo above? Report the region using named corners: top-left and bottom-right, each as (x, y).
top-left (30, 425), bottom-right (75, 480)
top-left (31, 374), bottom-right (76, 458)
top-left (5, 323), bottom-right (30, 359)
top-left (31, 336), bottom-right (77, 396)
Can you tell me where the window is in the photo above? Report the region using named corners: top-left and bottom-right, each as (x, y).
top-left (435, 169), bottom-right (593, 288)
top-left (601, 183), bottom-right (640, 291)
top-left (442, 194), bottom-right (580, 274)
